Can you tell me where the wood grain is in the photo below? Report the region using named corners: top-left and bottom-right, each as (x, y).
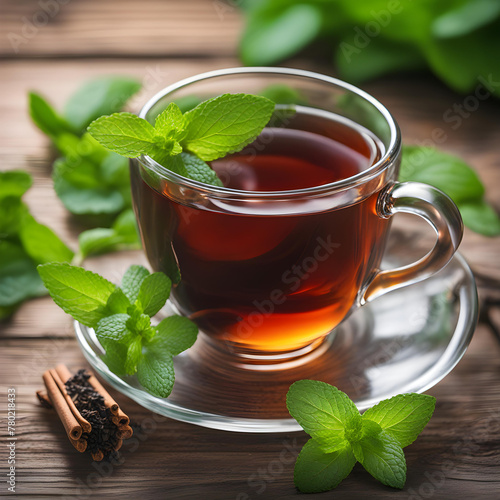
top-left (1, 328), bottom-right (499, 498)
top-left (0, 0), bottom-right (242, 57)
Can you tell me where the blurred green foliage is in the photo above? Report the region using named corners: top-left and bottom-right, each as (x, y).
top-left (239, 0), bottom-right (500, 97)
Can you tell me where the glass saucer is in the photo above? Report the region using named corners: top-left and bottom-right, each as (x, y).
top-left (74, 250), bottom-right (477, 433)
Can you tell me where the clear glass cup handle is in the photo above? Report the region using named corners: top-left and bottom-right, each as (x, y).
top-left (362, 182), bottom-right (464, 303)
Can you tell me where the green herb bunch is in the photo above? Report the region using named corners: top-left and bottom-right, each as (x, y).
top-left (29, 77), bottom-right (143, 259)
top-left (238, 0), bottom-right (500, 98)
top-left (38, 263), bottom-right (198, 398)
top-left (0, 171), bottom-right (73, 319)
top-left (287, 380), bottom-right (436, 492)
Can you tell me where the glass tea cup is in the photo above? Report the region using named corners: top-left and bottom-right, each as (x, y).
top-left (130, 68), bottom-right (463, 367)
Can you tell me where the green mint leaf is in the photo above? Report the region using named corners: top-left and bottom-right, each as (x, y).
top-left (95, 313), bottom-right (133, 344)
top-left (37, 263), bottom-right (117, 328)
top-left (154, 103), bottom-right (185, 139)
top-left (339, 415), bottom-right (383, 449)
top-left (135, 271), bottom-right (172, 317)
top-left (102, 339), bottom-right (128, 375)
top-left (0, 170), bottom-right (32, 200)
top-left (87, 112), bottom-right (157, 157)
top-left (78, 209), bottom-right (140, 260)
top-left (286, 380), bottom-right (359, 448)
top-left (294, 439), bottom-right (356, 493)
top-left (126, 312), bottom-right (155, 343)
top-left (28, 92), bottom-right (75, 139)
top-left (362, 393), bottom-right (436, 448)
top-left (181, 93), bottom-right (275, 161)
top-left (431, 0), bottom-right (500, 39)
top-left (53, 156), bottom-right (101, 191)
top-left (149, 315), bottom-right (198, 355)
top-left (136, 351), bottom-right (175, 398)
top-left (458, 199), bottom-right (500, 237)
top-left (105, 288), bottom-right (131, 315)
top-left (259, 84), bottom-right (304, 105)
top-left (148, 139), bottom-right (182, 164)
top-left (0, 197), bottom-right (29, 237)
top-left (240, 5), bottom-right (322, 66)
top-left (64, 76), bottom-right (141, 132)
top-left (0, 305), bottom-right (17, 321)
top-left (19, 215), bottom-right (74, 264)
top-left (353, 431), bottom-right (406, 489)
top-left (173, 95), bottom-right (202, 113)
top-left (400, 146), bottom-right (484, 204)
top-left (100, 153), bottom-right (130, 186)
top-left (160, 153), bottom-right (223, 187)
top-left (121, 265), bottom-right (150, 303)
top-left (53, 158), bottom-right (127, 216)
top-left (55, 132), bottom-right (109, 164)
top-left (125, 336), bottom-right (143, 375)
top-left (336, 37), bottom-right (425, 84)
top-left (0, 241), bottom-right (46, 308)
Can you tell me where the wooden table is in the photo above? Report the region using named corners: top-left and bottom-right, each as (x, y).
top-left (1, 1), bottom-right (499, 498)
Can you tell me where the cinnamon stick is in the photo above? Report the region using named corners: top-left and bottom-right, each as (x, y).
top-left (55, 364), bottom-right (72, 384)
top-left (69, 437), bottom-right (87, 453)
top-left (36, 391), bottom-right (52, 409)
top-left (87, 373), bottom-right (119, 415)
top-left (50, 369), bottom-right (92, 434)
top-left (111, 408), bottom-right (130, 427)
top-left (91, 450), bottom-right (104, 462)
top-left (42, 370), bottom-right (82, 441)
top-left (116, 425), bottom-right (133, 439)
top-left (41, 365), bottom-right (134, 460)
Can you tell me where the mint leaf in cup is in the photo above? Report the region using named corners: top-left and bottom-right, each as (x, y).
top-left (286, 380), bottom-right (436, 492)
top-left (87, 93), bottom-right (276, 186)
top-left (163, 153), bottom-right (223, 187)
top-left (87, 112), bottom-right (159, 158)
top-left (181, 93), bottom-right (275, 161)
top-left (154, 102), bottom-right (186, 138)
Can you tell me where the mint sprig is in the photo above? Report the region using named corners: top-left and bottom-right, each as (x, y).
top-left (87, 93), bottom-right (275, 186)
top-left (0, 170), bottom-right (74, 320)
top-left (37, 262), bottom-right (198, 398)
top-left (287, 380), bottom-right (436, 492)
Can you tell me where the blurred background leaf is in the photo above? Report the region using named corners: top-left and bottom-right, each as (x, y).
top-left (238, 0), bottom-right (500, 98)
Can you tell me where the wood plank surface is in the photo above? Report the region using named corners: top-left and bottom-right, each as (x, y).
top-left (1, 327), bottom-right (500, 498)
top-left (1, 1), bottom-right (500, 498)
top-left (0, 0), bottom-right (242, 57)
